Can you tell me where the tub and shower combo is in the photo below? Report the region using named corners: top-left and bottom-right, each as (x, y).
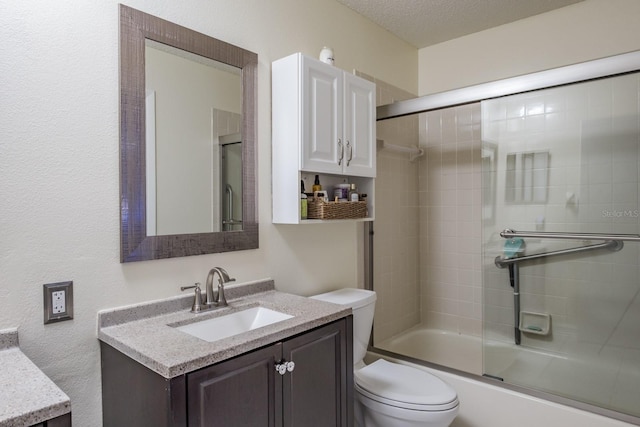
top-left (369, 50), bottom-right (640, 425)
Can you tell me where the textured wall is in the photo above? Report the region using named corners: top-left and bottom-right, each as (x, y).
top-left (0, 1), bottom-right (416, 425)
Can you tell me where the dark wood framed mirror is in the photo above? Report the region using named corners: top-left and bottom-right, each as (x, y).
top-left (119, 4), bottom-right (258, 262)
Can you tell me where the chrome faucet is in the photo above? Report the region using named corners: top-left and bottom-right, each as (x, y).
top-left (204, 267), bottom-right (235, 307)
top-left (180, 267), bottom-right (235, 313)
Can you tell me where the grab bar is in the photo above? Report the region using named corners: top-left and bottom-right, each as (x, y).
top-left (226, 184), bottom-right (233, 226)
top-left (495, 240), bottom-right (623, 268)
top-left (500, 228), bottom-right (640, 242)
top-left (496, 230), bottom-right (625, 345)
top-left (496, 228), bottom-right (626, 346)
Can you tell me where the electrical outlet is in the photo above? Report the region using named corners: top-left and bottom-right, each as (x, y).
top-left (44, 281), bottom-right (73, 324)
top-left (52, 290), bottom-right (66, 314)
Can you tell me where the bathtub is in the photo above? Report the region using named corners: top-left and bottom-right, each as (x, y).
top-left (373, 326), bottom-right (638, 427)
top-left (376, 326), bottom-right (483, 375)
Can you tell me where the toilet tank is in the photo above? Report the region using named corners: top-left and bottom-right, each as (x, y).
top-left (310, 288), bottom-right (376, 365)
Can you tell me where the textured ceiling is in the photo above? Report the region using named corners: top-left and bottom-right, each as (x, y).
top-left (336, 0), bottom-right (584, 48)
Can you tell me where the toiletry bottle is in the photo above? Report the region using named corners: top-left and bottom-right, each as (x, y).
top-left (337, 183), bottom-right (350, 200)
top-left (300, 180), bottom-right (308, 220)
top-left (312, 174), bottom-right (322, 192)
top-left (349, 183), bottom-right (359, 201)
top-left (319, 47), bottom-right (334, 65)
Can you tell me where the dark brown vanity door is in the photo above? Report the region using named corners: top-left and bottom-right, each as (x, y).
top-left (186, 343), bottom-right (283, 427)
top-left (282, 320), bottom-right (348, 427)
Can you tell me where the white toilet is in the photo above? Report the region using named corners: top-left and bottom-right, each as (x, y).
top-left (311, 288), bottom-right (459, 427)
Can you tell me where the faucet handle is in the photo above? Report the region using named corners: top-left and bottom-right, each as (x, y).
top-left (180, 283), bottom-right (203, 312)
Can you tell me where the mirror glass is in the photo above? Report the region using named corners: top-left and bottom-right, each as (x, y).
top-left (144, 40), bottom-right (242, 235)
top-left (120, 5), bottom-right (258, 262)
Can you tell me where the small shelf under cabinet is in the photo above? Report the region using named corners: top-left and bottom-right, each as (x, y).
top-left (301, 172), bottom-right (374, 223)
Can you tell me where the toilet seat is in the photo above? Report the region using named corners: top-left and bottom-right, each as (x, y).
top-left (355, 359), bottom-right (459, 412)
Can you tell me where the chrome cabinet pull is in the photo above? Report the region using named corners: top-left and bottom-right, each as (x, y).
top-left (338, 139), bottom-right (344, 166)
top-left (346, 140), bottom-right (353, 166)
top-left (286, 361), bottom-right (295, 372)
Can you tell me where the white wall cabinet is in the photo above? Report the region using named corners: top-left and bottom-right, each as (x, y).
top-left (272, 52), bottom-right (376, 224)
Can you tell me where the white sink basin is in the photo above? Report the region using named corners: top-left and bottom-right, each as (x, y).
top-left (175, 306), bottom-right (294, 343)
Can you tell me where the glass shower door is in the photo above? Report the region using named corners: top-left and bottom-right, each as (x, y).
top-left (481, 71), bottom-right (640, 417)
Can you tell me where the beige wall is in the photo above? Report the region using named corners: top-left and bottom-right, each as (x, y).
top-left (0, 1), bottom-right (416, 425)
top-left (419, 0), bottom-right (640, 95)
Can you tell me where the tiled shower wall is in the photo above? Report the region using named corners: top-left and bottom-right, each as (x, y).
top-left (364, 70), bottom-right (485, 343)
top-left (358, 72), bottom-right (421, 344)
top-left (420, 105), bottom-right (484, 337)
top-left (482, 73), bottom-right (640, 357)
top-left (367, 71), bottom-right (640, 381)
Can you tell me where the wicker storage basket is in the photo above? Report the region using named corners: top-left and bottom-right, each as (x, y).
top-left (307, 198), bottom-right (368, 220)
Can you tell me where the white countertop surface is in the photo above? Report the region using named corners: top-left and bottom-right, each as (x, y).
top-left (0, 329), bottom-right (71, 427)
top-left (98, 279), bottom-right (351, 378)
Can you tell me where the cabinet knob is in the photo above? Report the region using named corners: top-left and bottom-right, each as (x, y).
top-left (337, 139), bottom-right (344, 166)
top-left (275, 360), bottom-right (295, 375)
top-left (275, 362), bottom-right (287, 375)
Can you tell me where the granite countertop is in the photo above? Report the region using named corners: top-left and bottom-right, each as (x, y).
top-left (98, 279), bottom-right (351, 379)
top-left (0, 329), bottom-right (71, 427)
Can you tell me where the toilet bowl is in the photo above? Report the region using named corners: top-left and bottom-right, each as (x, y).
top-left (355, 359), bottom-right (459, 426)
top-left (311, 289), bottom-right (459, 427)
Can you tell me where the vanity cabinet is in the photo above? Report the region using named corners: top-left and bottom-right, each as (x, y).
top-left (272, 52), bottom-right (376, 224)
top-left (30, 414), bottom-right (72, 427)
top-left (101, 317), bottom-right (353, 427)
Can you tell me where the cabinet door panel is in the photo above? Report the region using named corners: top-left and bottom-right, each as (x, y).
top-left (344, 73), bottom-right (376, 177)
top-left (43, 413), bottom-right (72, 427)
top-left (283, 321), bottom-right (347, 427)
top-left (101, 342), bottom-right (185, 427)
top-left (187, 344), bottom-right (282, 427)
top-left (301, 57), bottom-right (343, 174)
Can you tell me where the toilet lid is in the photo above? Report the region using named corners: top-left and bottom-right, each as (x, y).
top-left (310, 288), bottom-right (376, 309)
top-left (355, 359), bottom-right (458, 410)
